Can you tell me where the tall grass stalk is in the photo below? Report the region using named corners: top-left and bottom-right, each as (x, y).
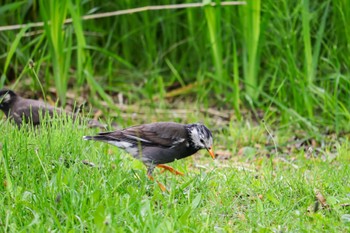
top-left (302, 0), bottom-right (313, 84)
top-left (241, 0), bottom-right (261, 101)
top-left (39, 0), bottom-right (71, 106)
top-left (301, 0), bottom-right (314, 119)
top-left (232, 40), bottom-right (241, 120)
top-left (333, 0), bottom-right (350, 69)
top-left (204, 4), bottom-right (224, 92)
top-left (2, 26), bottom-right (28, 87)
top-left (68, 0), bottom-right (87, 85)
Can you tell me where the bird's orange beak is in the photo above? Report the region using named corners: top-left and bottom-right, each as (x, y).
top-left (207, 147), bottom-right (215, 159)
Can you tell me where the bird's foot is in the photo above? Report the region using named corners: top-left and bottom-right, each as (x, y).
top-left (157, 164), bottom-right (184, 176)
top-left (147, 174), bottom-right (167, 192)
top-left (156, 181), bottom-right (167, 192)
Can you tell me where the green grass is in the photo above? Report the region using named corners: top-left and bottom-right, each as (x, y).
top-left (1, 115), bottom-right (349, 232)
top-left (1, 1), bottom-right (350, 132)
top-left (0, 1), bottom-right (350, 230)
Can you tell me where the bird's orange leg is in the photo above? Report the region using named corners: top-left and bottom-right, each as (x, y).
top-left (147, 174), bottom-right (167, 192)
top-left (157, 164), bottom-right (184, 176)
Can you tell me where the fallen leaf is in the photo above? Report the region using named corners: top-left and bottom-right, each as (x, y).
top-left (315, 191), bottom-right (329, 208)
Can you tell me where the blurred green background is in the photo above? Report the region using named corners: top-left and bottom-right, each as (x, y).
top-left (0, 0), bottom-right (349, 132)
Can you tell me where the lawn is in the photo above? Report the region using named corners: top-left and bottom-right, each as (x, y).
top-left (1, 111), bottom-right (349, 232)
top-left (1, 0), bottom-right (350, 232)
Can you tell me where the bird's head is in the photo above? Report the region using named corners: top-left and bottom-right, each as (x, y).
top-left (187, 123), bottom-right (215, 159)
top-left (0, 89), bottom-right (17, 111)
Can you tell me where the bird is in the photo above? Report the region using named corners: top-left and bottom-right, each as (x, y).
top-left (0, 88), bottom-right (59, 127)
top-left (83, 122), bottom-right (215, 191)
top-left (0, 88), bottom-right (106, 128)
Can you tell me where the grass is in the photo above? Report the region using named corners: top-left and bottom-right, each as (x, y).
top-left (1, 1), bottom-right (350, 132)
top-left (1, 114), bottom-right (349, 232)
top-left (0, 1), bottom-right (350, 230)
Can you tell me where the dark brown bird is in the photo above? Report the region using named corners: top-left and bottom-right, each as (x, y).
top-left (0, 89), bottom-right (105, 128)
top-left (83, 122), bottom-right (215, 191)
top-left (0, 89), bottom-right (58, 127)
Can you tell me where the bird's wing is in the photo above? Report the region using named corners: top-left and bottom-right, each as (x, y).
top-left (12, 100), bottom-right (59, 126)
top-left (98, 122), bottom-right (187, 147)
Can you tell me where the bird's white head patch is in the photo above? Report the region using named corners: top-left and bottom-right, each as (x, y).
top-left (0, 89), bottom-right (16, 108)
top-left (188, 123), bottom-right (213, 150)
top-left (2, 93), bottom-right (11, 103)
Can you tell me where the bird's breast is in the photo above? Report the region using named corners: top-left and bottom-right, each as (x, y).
top-left (141, 144), bottom-right (198, 165)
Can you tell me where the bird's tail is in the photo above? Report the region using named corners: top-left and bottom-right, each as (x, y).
top-left (83, 131), bottom-right (118, 141)
top-left (83, 135), bottom-right (109, 141)
top-left (83, 135), bottom-right (93, 140)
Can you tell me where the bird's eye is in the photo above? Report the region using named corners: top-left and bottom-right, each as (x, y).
top-left (200, 139), bottom-right (204, 144)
